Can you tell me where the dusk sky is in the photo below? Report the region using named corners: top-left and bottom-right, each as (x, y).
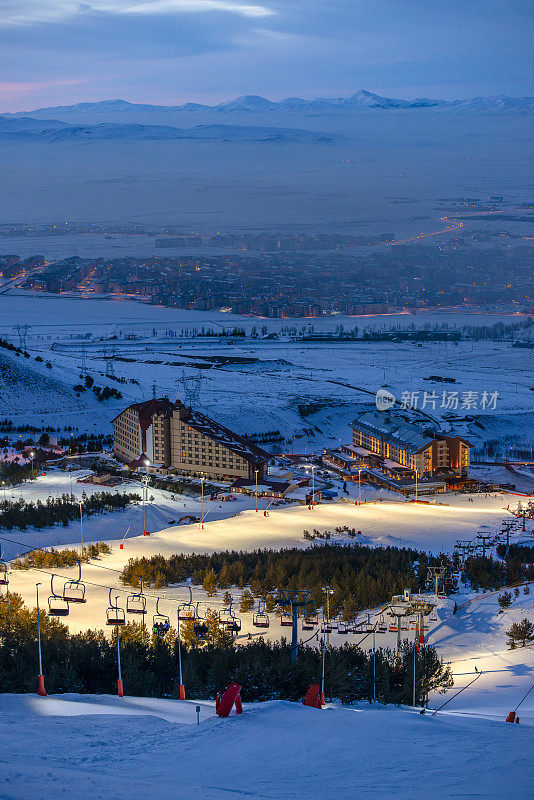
top-left (0, 0), bottom-right (533, 111)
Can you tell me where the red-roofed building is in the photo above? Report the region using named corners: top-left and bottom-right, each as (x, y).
top-left (112, 398), bottom-right (270, 481)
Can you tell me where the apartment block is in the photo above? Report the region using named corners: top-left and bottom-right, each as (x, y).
top-left (112, 398), bottom-right (270, 481)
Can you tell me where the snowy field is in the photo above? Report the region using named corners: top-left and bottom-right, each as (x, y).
top-left (0, 295), bottom-right (531, 463)
top-left (1, 694), bottom-right (532, 800)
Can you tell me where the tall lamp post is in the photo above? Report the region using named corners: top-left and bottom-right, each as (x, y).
top-left (30, 450), bottom-right (35, 477)
top-left (254, 469), bottom-right (259, 513)
top-left (358, 469), bottom-right (362, 506)
top-left (36, 583), bottom-right (46, 696)
top-left (141, 474), bottom-right (149, 535)
top-left (78, 500), bottom-right (84, 558)
top-left (311, 465), bottom-right (315, 508)
top-left (201, 474), bottom-right (205, 529)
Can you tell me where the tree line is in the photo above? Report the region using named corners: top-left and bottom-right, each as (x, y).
top-left (0, 491), bottom-right (140, 531)
top-left (0, 593), bottom-right (452, 705)
top-left (120, 543), bottom-right (449, 618)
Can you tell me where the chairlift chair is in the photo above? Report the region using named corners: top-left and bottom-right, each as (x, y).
top-left (321, 621), bottom-right (332, 634)
top-left (377, 614), bottom-right (387, 633)
top-left (48, 575), bottom-right (69, 617)
top-left (152, 598), bottom-right (170, 637)
top-left (178, 586), bottom-right (195, 620)
top-left (338, 621), bottom-right (349, 634)
top-left (253, 611), bottom-right (270, 629)
top-left (62, 560), bottom-right (86, 603)
top-left (227, 615), bottom-right (242, 633)
top-left (280, 611), bottom-right (293, 627)
top-left (106, 589), bottom-right (126, 626)
top-left (389, 622), bottom-right (398, 632)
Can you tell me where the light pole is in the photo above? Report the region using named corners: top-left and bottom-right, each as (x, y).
top-left (373, 628), bottom-right (376, 703)
top-left (30, 450), bottom-right (35, 477)
top-left (78, 501), bottom-right (84, 558)
top-left (311, 465), bottom-right (315, 508)
top-left (255, 469), bottom-right (258, 512)
top-left (415, 468), bottom-right (418, 502)
top-left (412, 640), bottom-right (417, 707)
top-left (201, 474), bottom-right (205, 529)
top-left (322, 585), bottom-right (334, 646)
top-left (358, 469), bottom-right (362, 506)
top-left (177, 609), bottom-right (185, 700)
top-left (116, 616), bottom-right (124, 697)
top-left (141, 474), bottom-right (149, 535)
top-left (321, 631), bottom-right (326, 705)
top-left (36, 583), bottom-right (46, 696)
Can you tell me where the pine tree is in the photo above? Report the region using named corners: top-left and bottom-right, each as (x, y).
top-left (239, 588), bottom-right (254, 613)
top-left (506, 618), bottom-right (534, 649)
top-left (222, 590), bottom-right (233, 607)
top-left (202, 568), bottom-right (218, 597)
top-left (498, 591), bottom-right (513, 610)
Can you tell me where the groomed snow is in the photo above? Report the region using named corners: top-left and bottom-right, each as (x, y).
top-left (0, 694), bottom-right (532, 800)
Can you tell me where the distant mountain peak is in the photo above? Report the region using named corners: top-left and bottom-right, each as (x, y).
top-left (3, 90), bottom-right (533, 119)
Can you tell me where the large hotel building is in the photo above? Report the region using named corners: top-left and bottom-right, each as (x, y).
top-left (113, 398), bottom-right (270, 481)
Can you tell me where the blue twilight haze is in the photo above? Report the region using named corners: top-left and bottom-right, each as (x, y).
top-left (0, 0), bottom-right (532, 110)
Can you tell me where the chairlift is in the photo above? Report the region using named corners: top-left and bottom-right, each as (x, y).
top-left (48, 574), bottom-right (69, 617)
top-left (305, 609), bottom-right (319, 626)
top-left (377, 614), bottom-right (387, 633)
top-left (253, 601), bottom-right (269, 629)
top-left (106, 589), bottom-right (126, 626)
top-left (389, 622), bottom-right (398, 632)
top-left (226, 613), bottom-right (242, 633)
top-left (280, 611), bottom-right (293, 627)
top-left (62, 560), bottom-right (86, 603)
top-left (178, 585), bottom-right (195, 620)
top-left (193, 605), bottom-right (209, 637)
top-left (127, 577), bottom-right (147, 615)
top-left (338, 621), bottom-right (349, 634)
top-left (152, 598), bottom-right (170, 637)
top-left (321, 621), bottom-right (332, 634)
top-left (219, 597), bottom-right (235, 626)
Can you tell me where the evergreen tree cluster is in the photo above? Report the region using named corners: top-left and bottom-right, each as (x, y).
top-left (0, 491), bottom-right (140, 531)
top-left (0, 593), bottom-right (452, 704)
top-left (12, 542), bottom-right (111, 570)
top-left (120, 544), bottom-right (436, 617)
top-left (462, 553), bottom-right (533, 591)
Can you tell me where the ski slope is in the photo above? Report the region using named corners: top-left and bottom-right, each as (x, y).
top-left (0, 694), bottom-right (532, 800)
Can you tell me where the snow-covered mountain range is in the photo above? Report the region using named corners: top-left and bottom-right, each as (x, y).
top-left (4, 89), bottom-right (533, 120)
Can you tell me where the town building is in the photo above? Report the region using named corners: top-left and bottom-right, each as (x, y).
top-left (349, 409), bottom-right (472, 478)
top-left (112, 398), bottom-right (270, 481)
top-left (322, 408), bottom-right (472, 494)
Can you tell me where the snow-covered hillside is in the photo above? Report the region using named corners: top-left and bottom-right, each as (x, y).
top-left (0, 694), bottom-right (532, 800)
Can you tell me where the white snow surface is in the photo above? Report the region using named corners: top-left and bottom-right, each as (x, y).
top-left (1, 694), bottom-right (532, 800)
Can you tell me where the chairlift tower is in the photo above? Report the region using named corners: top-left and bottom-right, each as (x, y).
top-left (279, 588), bottom-right (312, 664)
top-left (426, 565), bottom-right (448, 596)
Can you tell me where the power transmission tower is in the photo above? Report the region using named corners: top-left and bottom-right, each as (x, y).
top-left (13, 324), bottom-right (30, 351)
top-left (102, 346), bottom-right (116, 378)
top-left (179, 369), bottom-right (203, 408)
top-left (79, 344), bottom-right (88, 377)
